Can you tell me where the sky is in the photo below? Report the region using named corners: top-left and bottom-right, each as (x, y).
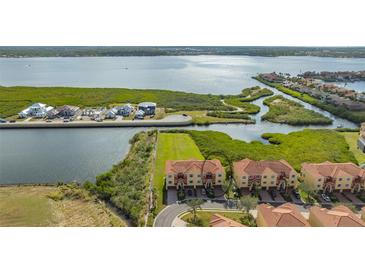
top-left (0, 0), bottom-right (364, 46)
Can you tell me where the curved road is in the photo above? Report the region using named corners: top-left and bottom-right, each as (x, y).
top-left (153, 201), bottom-right (231, 227)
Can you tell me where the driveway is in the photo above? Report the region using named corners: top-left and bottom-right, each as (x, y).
top-left (259, 190), bottom-right (274, 203)
top-left (333, 192), bottom-right (351, 203)
top-left (343, 192), bottom-right (365, 207)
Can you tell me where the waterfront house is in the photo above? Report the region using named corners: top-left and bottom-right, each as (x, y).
top-left (209, 214), bottom-right (246, 227)
top-left (105, 109), bottom-right (117, 119)
top-left (138, 102), bottom-right (156, 116)
top-left (46, 108), bottom-right (59, 119)
top-left (116, 104), bottom-right (134, 116)
top-left (256, 203), bottom-right (310, 227)
top-left (57, 105), bottom-right (80, 117)
top-left (301, 161), bottom-right (365, 193)
top-left (165, 159), bottom-right (225, 191)
top-left (309, 205), bottom-right (365, 227)
top-left (233, 159), bottom-right (297, 192)
top-left (134, 110), bottom-right (145, 119)
top-left (18, 103), bottom-right (54, 118)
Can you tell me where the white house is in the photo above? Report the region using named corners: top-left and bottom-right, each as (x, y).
top-left (134, 110), bottom-right (145, 119)
top-left (105, 109), bottom-right (117, 119)
top-left (116, 104), bottom-right (134, 116)
top-left (19, 103), bottom-right (54, 118)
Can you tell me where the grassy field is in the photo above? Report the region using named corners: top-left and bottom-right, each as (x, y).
top-left (153, 133), bottom-right (204, 213)
top-left (340, 132), bottom-right (365, 165)
top-left (262, 95), bottom-right (332, 125)
top-left (254, 76), bottom-right (365, 124)
top-left (181, 211), bottom-right (245, 227)
top-left (170, 110), bottom-right (253, 125)
top-left (0, 186), bottom-right (125, 227)
top-left (0, 86), bottom-right (232, 118)
top-left (223, 98), bottom-right (261, 113)
top-left (182, 129), bottom-right (357, 171)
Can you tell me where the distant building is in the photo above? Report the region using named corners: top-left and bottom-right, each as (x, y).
top-left (301, 161), bottom-right (365, 193)
top-left (46, 109), bottom-right (59, 119)
top-left (134, 110), bottom-right (145, 119)
top-left (105, 109), bottom-right (117, 119)
top-left (138, 102), bottom-right (156, 115)
top-left (209, 214), bottom-right (246, 227)
top-left (57, 105), bottom-right (80, 117)
top-left (18, 103), bottom-right (54, 118)
top-left (256, 203), bottom-right (310, 227)
top-left (165, 159), bottom-right (225, 190)
top-left (116, 104), bottom-right (134, 116)
top-left (233, 159), bottom-right (297, 192)
top-left (309, 205), bottom-right (365, 227)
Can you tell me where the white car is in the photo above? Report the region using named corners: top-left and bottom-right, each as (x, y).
top-left (321, 193), bottom-right (331, 202)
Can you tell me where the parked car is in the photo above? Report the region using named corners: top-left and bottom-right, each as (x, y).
top-left (182, 113), bottom-right (188, 117)
top-left (270, 189), bottom-right (277, 199)
top-left (0, 118), bottom-right (7, 123)
top-left (201, 188), bottom-right (206, 195)
top-left (292, 189), bottom-right (301, 199)
top-left (9, 120), bottom-right (16, 123)
top-left (321, 193), bottom-right (331, 203)
top-left (63, 118), bottom-right (70, 123)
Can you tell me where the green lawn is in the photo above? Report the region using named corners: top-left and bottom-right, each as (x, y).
top-left (153, 133), bottom-right (204, 212)
top-left (262, 95), bottom-right (332, 125)
top-left (0, 86), bottom-right (231, 118)
top-left (341, 132), bottom-right (365, 165)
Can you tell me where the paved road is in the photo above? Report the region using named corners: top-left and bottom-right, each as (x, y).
top-left (154, 201), bottom-right (229, 227)
top-left (154, 200), bottom-right (310, 227)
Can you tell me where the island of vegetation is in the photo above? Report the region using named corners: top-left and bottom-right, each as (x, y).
top-left (1, 46), bottom-right (365, 58)
top-left (261, 95), bottom-right (333, 125)
top-left (0, 86), bottom-right (257, 125)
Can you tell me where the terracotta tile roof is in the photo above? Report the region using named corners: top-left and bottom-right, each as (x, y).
top-left (209, 214), bottom-right (246, 227)
top-left (310, 205), bottom-right (365, 227)
top-left (233, 159), bottom-right (296, 177)
top-left (301, 162), bottom-right (365, 178)
top-left (257, 203), bottom-right (310, 227)
top-left (165, 159), bottom-right (224, 174)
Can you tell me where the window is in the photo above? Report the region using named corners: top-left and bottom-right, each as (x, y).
top-left (339, 178), bottom-right (342, 181)
top-left (271, 175), bottom-right (275, 179)
top-left (346, 178), bottom-right (350, 181)
top-left (291, 180), bottom-right (295, 184)
top-left (197, 174), bottom-right (201, 177)
top-left (189, 180), bottom-right (193, 184)
top-left (168, 175), bottom-right (172, 178)
top-left (263, 182), bottom-right (266, 184)
top-left (189, 174), bottom-right (193, 178)
top-left (345, 184), bottom-right (349, 187)
top-left (263, 175), bottom-right (267, 179)
top-left (337, 184), bottom-right (341, 187)
top-left (271, 181), bottom-right (275, 184)
top-left (218, 174), bottom-right (222, 177)
top-left (318, 178), bottom-right (322, 182)
top-left (168, 181), bottom-right (173, 184)
top-left (317, 185), bottom-right (321, 188)
top-left (218, 180), bottom-right (221, 183)
top-left (292, 175), bottom-right (295, 178)
top-left (242, 176), bottom-right (246, 179)
top-left (197, 180), bottom-right (201, 183)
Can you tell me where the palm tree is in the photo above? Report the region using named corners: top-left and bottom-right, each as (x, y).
top-left (299, 181), bottom-right (317, 204)
top-left (238, 195), bottom-right (258, 214)
top-left (186, 199), bottom-right (204, 224)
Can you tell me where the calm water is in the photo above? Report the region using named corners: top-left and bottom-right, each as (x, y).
top-left (0, 56), bottom-right (364, 183)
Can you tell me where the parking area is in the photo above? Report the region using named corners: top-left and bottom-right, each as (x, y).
top-left (166, 186), bottom-right (225, 205)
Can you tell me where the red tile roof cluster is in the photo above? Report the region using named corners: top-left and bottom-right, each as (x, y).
top-left (233, 159), bottom-right (295, 177)
top-left (257, 203), bottom-right (310, 227)
top-left (310, 205), bottom-right (365, 227)
top-left (209, 214), bottom-right (246, 227)
top-left (165, 159), bottom-right (224, 174)
top-left (302, 161), bottom-right (365, 178)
